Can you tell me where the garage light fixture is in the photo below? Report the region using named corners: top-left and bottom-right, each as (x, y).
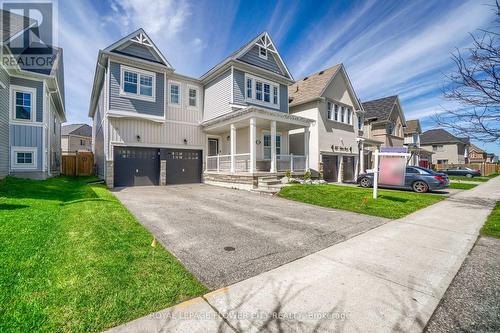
top-left (136, 135), bottom-right (141, 142)
top-left (183, 138), bottom-right (188, 144)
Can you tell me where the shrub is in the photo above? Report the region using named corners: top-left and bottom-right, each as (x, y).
top-left (303, 170), bottom-right (311, 180)
top-left (285, 170), bottom-right (292, 178)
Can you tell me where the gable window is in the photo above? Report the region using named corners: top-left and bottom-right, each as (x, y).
top-left (259, 46), bottom-right (267, 59)
top-left (120, 66), bottom-right (156, 101)
top-left (340, 107), bottom-right (345, 123)
top-left (246, 78), bottom-right (252, 98)
top-left (188, 87), bottom-right (198, 107)
top-left (11, 147), bottom-right (37, 169)
top-left (273, 86), bottom-right (278, 105)
top-left (255, 81), bottom-right (263, 101)
top-left (347, 108), bottom-right (352, 124)
top-left (263, 83), bottom-right (271, 102)
top-left (170, 82), bottom-right (180, 105)
top-left (387, 122), bottom-right (394, 135)
top-left (327, 101), bottom-right (332, 119)
top-left (334, 104), bottom-right (339, 121)
top-left (263, 132), bottom-right (281, 160)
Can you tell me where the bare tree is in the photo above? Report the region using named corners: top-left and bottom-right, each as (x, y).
top-left (435, 1), bottom-right (500, 143)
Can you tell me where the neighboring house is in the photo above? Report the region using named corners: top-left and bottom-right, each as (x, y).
top-left (288, 64), bottom-right (365, 182)
top-left (89, 29), bottom-right (311, 189)
top-left (61, 124), bottom-right (92, 154)
top-left (403, 119), bottom-right (433, 168)
top-left (420, 129), bottom-right (469, 165)
top-left (0, 10), bottom-right (65, 179)
top-left (486, 153), bottom-right (497, 163)
top-left (468, 144), bottom-right (487, 163)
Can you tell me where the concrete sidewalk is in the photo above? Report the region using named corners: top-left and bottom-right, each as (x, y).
top-left (105, 177), bottom-right (500, 333)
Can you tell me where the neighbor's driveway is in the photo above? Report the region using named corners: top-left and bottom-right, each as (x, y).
top-left (113, 184), bottom-right (388, 289)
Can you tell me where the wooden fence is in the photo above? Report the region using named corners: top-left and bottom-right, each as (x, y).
top-left (434, 163), bottom-right (499, 176)
top-left (61, 152), bottom-right (94, 176)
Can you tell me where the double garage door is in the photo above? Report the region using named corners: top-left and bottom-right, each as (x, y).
top-left (114, 147), bottom-right (202, 187)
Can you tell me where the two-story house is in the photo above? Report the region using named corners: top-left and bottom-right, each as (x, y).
top-left (0, 10), bottom-right (65, 179)
top-left (359, 95), bottom-right (406, 171)
top-left (403, 119), bottom-right (433, 168)
top-left (420, 129), bottom-right (469, 165)
top-left (61, 124), bottom-right (92, 154)
top-left (288, 64), bottom-right (365, 182)
top-left (89, 29), bottom-right (311, 189)
top-left (468, 144), bottom-right (487, 163)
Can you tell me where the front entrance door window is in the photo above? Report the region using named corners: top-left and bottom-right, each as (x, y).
top-left (263, 134), bottom-right (281, 160)
top-left (208, 138), bottom-right (218, 156)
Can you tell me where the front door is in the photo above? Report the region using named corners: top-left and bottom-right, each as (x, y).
top-left (208, 138), bottom-right (219, 156)
top-left (322, 155), bottom-right (338, 182)
top-left (342, 156), bottom-right (355, 182)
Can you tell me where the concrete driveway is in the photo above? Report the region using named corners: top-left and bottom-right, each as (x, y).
top-left (113, 184), bottom-right (388, 289)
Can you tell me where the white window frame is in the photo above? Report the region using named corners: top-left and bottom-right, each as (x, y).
top-left (258, 46), bottom-right (268, 60)
top-left (244, 74), bottom-right (280, 109)
top-left (262, 130), bottom-right (282, 160)
top-left (11, 146), bottom-right (37, 170)
top-left (358, 115), bottom-right (363, 130)
top-left (119, 65), bottom-right (156, 102)
top-left (169, 81), bottom-right (181, 106)
top-left (10, 85), bottom-right (37, 123)
top-left (187, 85), bottom-right (199, 108)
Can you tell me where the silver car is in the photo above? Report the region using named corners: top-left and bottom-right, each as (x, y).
top-left (357, 166), bottom-right (450, 193)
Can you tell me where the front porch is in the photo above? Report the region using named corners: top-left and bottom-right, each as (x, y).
top-left (201, 106), bottom-right (313, 189)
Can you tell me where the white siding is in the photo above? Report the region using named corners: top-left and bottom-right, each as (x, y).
top-left (203, 69), bottom-right (232, 121)
top-left (166, 77), bottom-right (203, 124)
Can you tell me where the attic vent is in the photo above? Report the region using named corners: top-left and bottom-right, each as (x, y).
top-left (318, 71), bottom-right (324, 75)
top-left (303, 77), bottom-right (308, 81)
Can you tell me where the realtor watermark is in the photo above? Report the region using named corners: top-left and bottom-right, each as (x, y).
top-left (149, 310), bottom-right (349, 321)
top-left (1, 0), bottom-right (58, 71)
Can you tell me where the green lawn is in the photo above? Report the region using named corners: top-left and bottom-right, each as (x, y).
top-left (481, 201), bottom-right (500, 238)
top-left (0, 177), bottom-right (207, 333)
top-left (486, 172), bottom-right (499, 178)
top-left (278, 184), bottom-right (443, 219)
top-left (448, 176), bottom-right (489, 182)
top-left (448, 182), bottom-right (478, 190)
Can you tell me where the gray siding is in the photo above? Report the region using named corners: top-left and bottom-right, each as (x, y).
top-left (49, 98), bottom-right (61, 172)
top-left (108, 61), bottom-right (164, 117)
top-left (238, 45), bottom-right (286, 77)
top-left (9, 124), bottom-right (43, 171)
top-left (203, 69), bottom-right (231, 121)
top-left (115, 43), bottom-right (159, 63)
top-left (0, 67), bottom-right (9, 176)
top-left (10, 77), bottom-right (43, 122)
top-left (94, 83), bottom-right (105, 178)
top-left (232, 68), bottom-right (288, 113)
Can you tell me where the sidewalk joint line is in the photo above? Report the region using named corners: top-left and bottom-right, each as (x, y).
top-left (201, 295), bottom-right (239, 332)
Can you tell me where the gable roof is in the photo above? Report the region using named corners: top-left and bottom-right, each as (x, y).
top-left (404, 119), bottom-right (421, 134)
top-left (200, 31), bottom-right (293, 82)
top-left (469, 144), bottom-right (485, 153)
top-left (420, 129), bottom-right (468, 145)
top-left (288, 64), bottom-right (341, 107)
top-left (103, 28), bottom-right (173, 69)
top-left (62, 124), bottom-right (92, 137)
top-left (361, 96), bottom-right (398, 121)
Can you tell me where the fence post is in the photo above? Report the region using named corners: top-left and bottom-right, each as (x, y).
top-left (75, 151), bottom-right (79, 176)
top-left (290, 153), bottom-right (294, 172)
top-left (217, 154), bottom-right (220, 172)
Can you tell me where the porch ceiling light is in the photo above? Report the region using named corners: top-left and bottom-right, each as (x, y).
top-left (227, 135), bottom-right (230, 141)
top-left (256, 139), bottom-right (261, 145)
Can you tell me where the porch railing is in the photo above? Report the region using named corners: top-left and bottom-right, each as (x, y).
top-left (277, 154), bottom-right (307, 172)
top-left (206, 154), bottom-right (251, 172)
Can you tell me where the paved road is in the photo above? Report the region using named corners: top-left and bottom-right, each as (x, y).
top-left (113, 184), bottom-right (388, 289)
top-left (425, 236), bottom-right (500, 332)
top-left (107, 175), bottom-right (500, 333)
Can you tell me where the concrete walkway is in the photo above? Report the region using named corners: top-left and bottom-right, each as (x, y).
top-left (105, 177), bottom-right (500, 333)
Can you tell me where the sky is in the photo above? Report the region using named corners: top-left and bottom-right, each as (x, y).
top-left (56, 0), bottom-right (499, 154)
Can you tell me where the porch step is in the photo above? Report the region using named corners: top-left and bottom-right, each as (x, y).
top-left (257, 176), bottom-right (286, 192)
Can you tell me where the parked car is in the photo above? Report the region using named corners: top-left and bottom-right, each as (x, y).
top-left (357, 166), bottom-right (449, 193)
top-left (441, 166), bottom-right (481, 178)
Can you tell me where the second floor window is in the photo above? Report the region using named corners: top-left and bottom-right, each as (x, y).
top-left (327, 101), bottom-right (332, 119)
top-left (188, 88), bottom-right (197, 107)
top-left (358, 116), bottom-right (363, 130)
top-left (263, 83), bottom-right (270, 102)
top-left (170, 83), bottom-right (180, 105)
top-left (246, 78), bottom-right (252, 98)
top-left (347, 109), bottom-right (352, 124)
top-left (121, 66), bottom-right (155, 100)
top-left (80, 139), bottom-right (86, 146)
top-left (14, 91), bottom-right (32, 121)
top-left (340, 107), bottom-right (345, 123)
top-left (334, 104), bottom-right (339, 121)
top-left (255, 82), bottom-right (263, 101)
top-left (273, 86), bottom-right (278, 105)
top-left (387, 122), bottom-right (394, 135)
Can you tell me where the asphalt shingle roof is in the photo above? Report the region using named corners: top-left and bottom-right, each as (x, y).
top-left (288, 64), bottom-right (341, 107)
top-left (62, 124), bottom-right (92, 137)
top-left (361, 96), bottom-right (398, 121)
top-left (420, 129), bottom-right (467, 145)
top-left (404, 119), bottom-right (420, 134)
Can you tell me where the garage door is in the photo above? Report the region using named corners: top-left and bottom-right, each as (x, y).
top-left (322, 155), bottom-right (338, 182)
top-left (165, 149), bottom-right (202, 184)
top-left (114, 147), bottom-right (160, 187)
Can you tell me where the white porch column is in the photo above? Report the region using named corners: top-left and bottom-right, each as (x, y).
top-left (359, 141), bottom-right (365, 174)
top-left (249, 117), bottom-right (256, 173)
top-left (304, 126), bottom-right (310, 170)
top-left (270, 120), bottom-right (277, 173)
top-left (230, 124), bottom-right (236, 173)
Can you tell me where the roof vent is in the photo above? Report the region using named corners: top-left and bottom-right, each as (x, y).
top-left (303, 77), bottom-right (308, 81)
top-left (318, 71), bottom-right (324, 75)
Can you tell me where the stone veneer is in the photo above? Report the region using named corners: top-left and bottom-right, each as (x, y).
top-left (204, 172), bottom-right (259, 190)
top-left (160, 160), bottom-right (167, 186)
top-left (105, 160), bottom-right (114, 188)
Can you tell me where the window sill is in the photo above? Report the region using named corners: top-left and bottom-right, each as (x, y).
top-left (327, 118), bottom-right (353, 126)
top-left (119, 92), bottom-right (155, 102)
